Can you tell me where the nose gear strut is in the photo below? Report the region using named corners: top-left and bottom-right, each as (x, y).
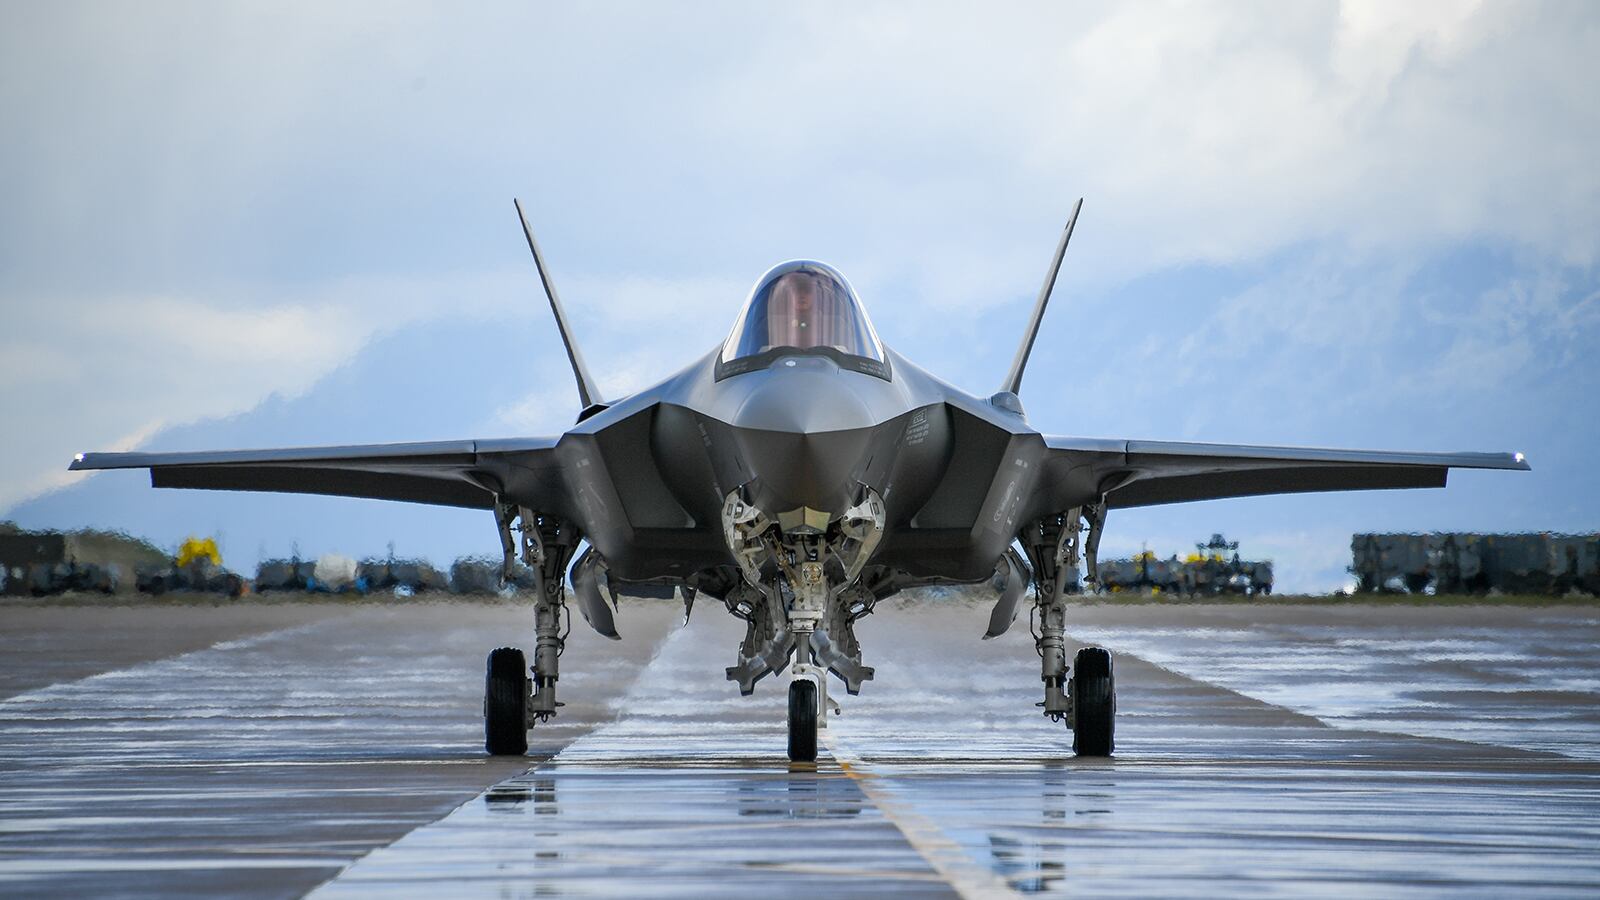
top-left (719, 486), bottom-right (885, 760)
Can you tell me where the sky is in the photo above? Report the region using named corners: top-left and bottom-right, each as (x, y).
top-left (2, 1), bottom-right (1597, 591)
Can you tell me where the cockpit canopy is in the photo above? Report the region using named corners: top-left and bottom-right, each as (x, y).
top-left (718, 261), bottom-right (887, 378)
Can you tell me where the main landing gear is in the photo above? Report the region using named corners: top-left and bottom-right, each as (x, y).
top-left (483, 505), bottom-right (578, 757)
top-left (485, 647), bottom-right (529, 756)
top-left (483, 499), bottom-right (1119, 762)
top-left (1070, 646), bottom-right (1115, 756)
top-left (1024, 508), bottom-right (1117, 757)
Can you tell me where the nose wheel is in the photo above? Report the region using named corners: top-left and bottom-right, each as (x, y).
top-left (787, 661), bottom-right (840, 762)
top-left (787, 678), bottom-right (818, 762)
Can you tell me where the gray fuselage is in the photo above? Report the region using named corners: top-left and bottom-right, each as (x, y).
top-left (530, 345), bottom-right (1057, 597)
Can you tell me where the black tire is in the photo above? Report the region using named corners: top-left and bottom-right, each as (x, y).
top-left (788, 679), bottom-right (818, 762)
top-left (1071, 647), bottom-right (1115, 757)
top-left (484, 647), bottom-right (529, 756)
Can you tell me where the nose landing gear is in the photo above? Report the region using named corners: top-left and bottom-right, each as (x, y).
top-left (721, 486), bottom-right (882, 763)
top-left (786, 658), bottom-right (841, 763)
top-left (787, 677), bottom-right (818, 762)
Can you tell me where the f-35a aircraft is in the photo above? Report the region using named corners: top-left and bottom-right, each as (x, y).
top-left (71, 199), bottom-right (1529, 761)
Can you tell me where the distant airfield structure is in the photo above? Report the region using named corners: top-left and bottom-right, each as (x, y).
top-left (6, 526), bottom-right (1596, 599)
top-left (1353, 533), bottom-right (1600, 596)
top-left (1095, 534), bottom-right (1274, 596)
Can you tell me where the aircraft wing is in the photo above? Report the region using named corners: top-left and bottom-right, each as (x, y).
top-left (1042, 436), bottom-right (1529, 510)
top-left (69, 437), bottom-right (562, 510)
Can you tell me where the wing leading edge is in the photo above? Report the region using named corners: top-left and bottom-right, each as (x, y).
top-left (1043, 436), bottom-right (1528, 510)
top-left (69, 437), bottom-right (562, 511)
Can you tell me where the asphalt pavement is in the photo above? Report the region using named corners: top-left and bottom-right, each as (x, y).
top-left (3, 598), bottom-right (1598, 897)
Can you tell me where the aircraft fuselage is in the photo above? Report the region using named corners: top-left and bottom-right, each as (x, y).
top-left (538, 346), bottom-right (1050, 594)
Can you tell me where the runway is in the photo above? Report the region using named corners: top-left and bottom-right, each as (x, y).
top-left (3, 599), bottom-right (1598, 897)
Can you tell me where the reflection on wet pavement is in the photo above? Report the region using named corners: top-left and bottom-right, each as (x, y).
top-left (1066, 606), bottom-right (1600, 758)
top-left (3, 601), bottom-right (1598, 896)
top-left (317, 603), bottom-right (1600, 897)
top-left (315, 625), bottom-right (959, 897)
top-left (0, 602), bottom-right (679, 898)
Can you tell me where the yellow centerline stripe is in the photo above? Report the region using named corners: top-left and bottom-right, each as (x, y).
top-left (825, 733), bottom-right (1018, 899)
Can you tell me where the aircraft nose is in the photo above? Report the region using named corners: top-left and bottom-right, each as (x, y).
top-left (731, 359), bottom-right (876, 434)
top-left (730, 359), bottom-right (879, 514)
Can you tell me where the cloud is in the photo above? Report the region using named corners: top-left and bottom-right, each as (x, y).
top-left (492, 386), bottom-right (572, 435)
top-left (8, 3), bottom-right (1595, 292)
top-left (2, 3), bottom-right (1596, 588)
top-left (565, 273), bottom-right (749, 390)
top-left (0, 271), bottom-right (522, 511)
top-left (2, 294), bottom-right (364, 511)
top-left (591, 1), bottom-right (1597, 295)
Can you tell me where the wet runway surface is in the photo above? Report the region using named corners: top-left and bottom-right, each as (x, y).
top-left (4, 600), bottom-right (1599, 897)
top-left (0, 601), bottom-right (679, 897)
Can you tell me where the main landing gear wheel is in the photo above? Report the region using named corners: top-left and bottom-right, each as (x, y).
top-left (1071, 647), bottom-right (1115, 757)
top-left (788, 678), bottom-right (818, 762)
top-left (484, 647), bottom-right (529, 756)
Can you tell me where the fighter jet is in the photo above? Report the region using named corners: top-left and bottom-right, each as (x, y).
top-left (70, 199), bottom-right (1529, 761)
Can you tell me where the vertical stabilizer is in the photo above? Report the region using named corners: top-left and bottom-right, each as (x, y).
top-left (1001, 198), bottom-right (1083, 396)
top-left (514, 198), bottom-right (605, 412)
